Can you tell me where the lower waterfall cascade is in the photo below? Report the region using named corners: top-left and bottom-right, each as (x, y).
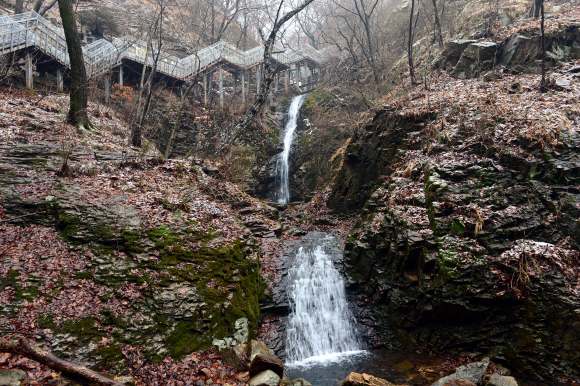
top-left (285, 241), bottom-right (361, 363)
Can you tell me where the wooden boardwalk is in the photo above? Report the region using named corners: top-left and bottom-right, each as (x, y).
top-left (0, 11), bottom-right (327, 101)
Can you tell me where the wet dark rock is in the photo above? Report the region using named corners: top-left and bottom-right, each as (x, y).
top-left (249, 354), bottom-right (284, 378)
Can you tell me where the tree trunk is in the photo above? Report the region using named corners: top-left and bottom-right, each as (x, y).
top-left (14, 0), bottom-right (25, 13)
top-left (58, 0), bottom-right (90, 127)
top-left (431, 0), bottom-right (443, 46)
top-left (534, 0), bottom-right (541, 18)
top-left (539, 0), bottom-right (546, 90)
top-left (0, 338), bottom-right (124, 386)
top-left (408, 0), bottom-right (417, 85)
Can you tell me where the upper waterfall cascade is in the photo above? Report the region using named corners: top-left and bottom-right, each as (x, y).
top-left (285, 242), bottom-right (361, 363)
top-left (274, 94), bottom-right (307, 204)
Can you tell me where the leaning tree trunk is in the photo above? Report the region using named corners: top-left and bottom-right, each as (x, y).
top-left (58, 0), bottom-right (91, 128)
top-left (33, 0), bottom-right (44, 13)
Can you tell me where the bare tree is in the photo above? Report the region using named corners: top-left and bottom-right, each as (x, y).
top-left (58, 0), bottom-right (91, 127)
top-left (131, 0), bottom-right (169, 147)
top-left (431, 0), bottom-right (443, 46)
top-left (219, 0), bottom-right (317, 152)
top-left (539, 0), bottom-right (546, 90)
top-left (408, 0), bottom-right (417, 85)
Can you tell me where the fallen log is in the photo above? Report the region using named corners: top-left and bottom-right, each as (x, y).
top-left (0, 338), bottom-right (124, 386)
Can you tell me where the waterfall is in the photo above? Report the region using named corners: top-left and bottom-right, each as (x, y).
top-left (274, 94), bottom-right (307, 204)
top-left (285, 244), bottom-right (361, 363)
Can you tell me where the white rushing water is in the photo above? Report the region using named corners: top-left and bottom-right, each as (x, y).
top-left (275, 94), bottom-right (307, 204)
top-left (285, 244), bottom-right (361, 364)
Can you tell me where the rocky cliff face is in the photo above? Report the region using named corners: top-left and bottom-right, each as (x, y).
top-left (0, 139), bottom-right (268, 370)
top-left (328, 71), bottom-right (580, 378)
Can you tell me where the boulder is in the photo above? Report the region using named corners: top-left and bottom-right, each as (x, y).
top-left (0, 369), bottom-right (26, 386)
top-left (281, 379), bottom-right (312, 386)
top-left (341, 372), bottom-right (395, 386)
top-left (486, 374), bottom-right (518, 386)
top-left (440, 379), bottom-right (477, 386)
top-left (221, 347), bottom-right (249, 371)
top-left (248, 370), bottom-right (281, 386)
top-left (432, 358), bottom-right (489, 386)
top-left (237, 372), bottom-right (251, 383)
top-left (553, 77), bottom-right (571, 91)
top-left (249, 354), bottom-right (284, 378)
top-left (451, 42), bottom-right (499, 79)
top-left (249, 340), bottom-right (276, 361)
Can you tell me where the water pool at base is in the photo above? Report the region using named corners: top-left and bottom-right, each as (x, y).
top-left (286, 349), bottom-right (445, 386)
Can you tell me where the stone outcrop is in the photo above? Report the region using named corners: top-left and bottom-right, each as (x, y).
top-left (329, 100), bottom-right (580, 378)
top-left (439, 23), bottom-right (580, 78)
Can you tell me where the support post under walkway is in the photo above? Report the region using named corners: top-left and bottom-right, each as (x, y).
top-left (119, 64), bottom-right (123, 87)
top-left (104, 76), bottom-right (110, 102)
top-left (25, 50), bottom-right (33, 90)
top-left (219, 67), bottom-right (223, 108)
top-left (241, 72), bottom-right (246, 103)
top-left (56, 68), bottom-right (63, 92)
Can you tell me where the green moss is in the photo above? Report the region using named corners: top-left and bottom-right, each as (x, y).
top-left (450, 219), bottom-right (466, 236)
top-left (73, 271), bottom-right (93, 280)
top-left (123, 230), bottom-right (143, 254)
